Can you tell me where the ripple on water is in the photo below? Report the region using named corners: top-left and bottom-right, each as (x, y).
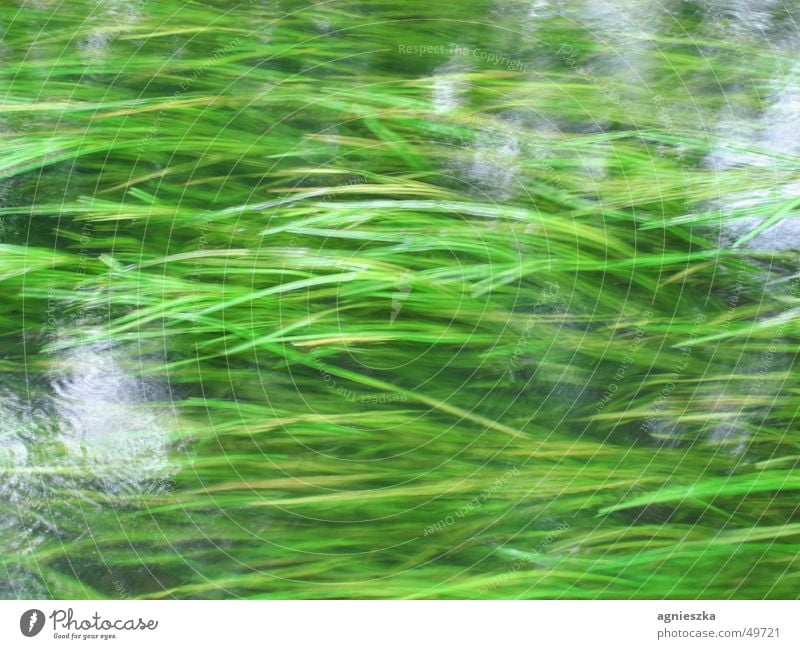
top-left (0, 338), bottom-right (174, 597)
top-left (50, 340), bottom-right (173, 495)
top-left (708, 61), bottom-right (800, 251)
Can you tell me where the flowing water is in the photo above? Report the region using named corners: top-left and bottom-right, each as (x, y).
top-left (1, 0), bottom-right (799, 599)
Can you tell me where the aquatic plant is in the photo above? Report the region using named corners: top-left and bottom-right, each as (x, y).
top-left (1, 0), bottom-right (799, 598)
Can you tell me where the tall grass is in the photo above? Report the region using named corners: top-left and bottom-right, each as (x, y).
top-left (1, 0), bottom-right (799, 598)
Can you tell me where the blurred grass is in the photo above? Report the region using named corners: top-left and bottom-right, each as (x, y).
top-left (1, 0), bottom-right (799, 599)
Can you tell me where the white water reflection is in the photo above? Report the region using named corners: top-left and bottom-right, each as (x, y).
top-left (0, 388), bottom-right (49, 598)
top-left (565, 0), bottom-right (666, 75)
top-left (703, 0), bottom-right (791, 42)
top-left (430, 54), bottom-right (525, 198)
top-left (80, 0), bottom-right (144, 63)
top-left (0, 339), bottom-right (174, 596)
top-left (708, 61), bottom-right (800, 250)
top-left (464, 122), bottom-right (522, 199)
top-left (431, 56), bottom-right (470, 115)
top-left (50, 340), bottom-right (173, 495)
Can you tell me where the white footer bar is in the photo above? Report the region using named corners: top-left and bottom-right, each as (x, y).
top-left (1, 600), bottom-right (796, 648)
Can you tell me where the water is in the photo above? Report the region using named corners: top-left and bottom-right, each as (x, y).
top-left (1, 0), bottom-right (799, 599)
top-left (0, 333), bottom-right (174, 596)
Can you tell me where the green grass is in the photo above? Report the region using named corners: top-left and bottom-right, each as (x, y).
top-left (1, 0), bottom-right (799, 599)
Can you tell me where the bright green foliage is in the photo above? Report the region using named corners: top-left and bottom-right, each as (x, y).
top-left (1, 1), bottom-right (799, 599)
